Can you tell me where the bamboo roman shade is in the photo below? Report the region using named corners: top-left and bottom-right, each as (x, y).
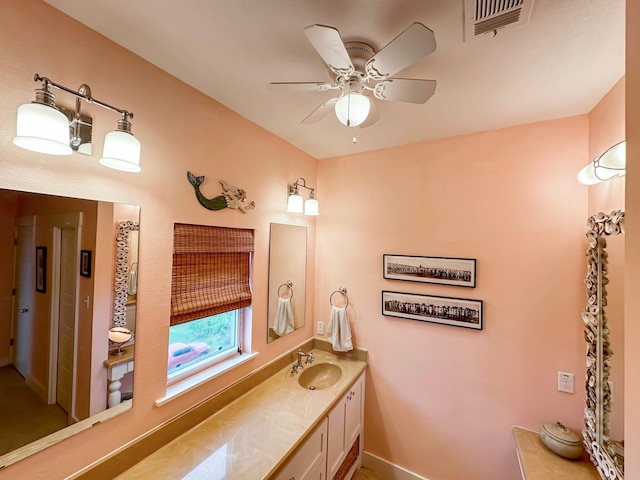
top-left (170, 223), bottom-right (254, 326)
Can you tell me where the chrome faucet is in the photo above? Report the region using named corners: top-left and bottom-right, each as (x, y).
top-left (290, 349), bottom-right (315, 375)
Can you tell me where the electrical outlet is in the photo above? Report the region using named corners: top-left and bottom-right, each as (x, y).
top-left (317, 321), bottom-right (324, 335)
top-left (558, 371), bottom-right (574, 393)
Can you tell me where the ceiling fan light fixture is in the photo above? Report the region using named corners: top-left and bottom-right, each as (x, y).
top-left (335, 92), bottom-right (371, 127)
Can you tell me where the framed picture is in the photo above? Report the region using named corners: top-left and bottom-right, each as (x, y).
top-left (382, 290), bottom-right (483, 330)
top-left (35, 246), bottom-right (47, 293)
top-left (80, 250), bottom-right (92, 278)
top-left (383, 254), bottom-right (476, 288)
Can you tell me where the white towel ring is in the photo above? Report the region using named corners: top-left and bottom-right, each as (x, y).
top-left (329, 286), bottom-right (349, 308)
top-left (278, 280), bottom-right (294, 300)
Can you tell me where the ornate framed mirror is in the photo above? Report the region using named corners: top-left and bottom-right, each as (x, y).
top-left (113, 220), bottom-right (140, 328)
top-left (583, 209), bottom-right (624, 479)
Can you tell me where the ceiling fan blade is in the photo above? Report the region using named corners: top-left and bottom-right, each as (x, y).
top-left (359, 101), bottom-right (380, 128)
top-left (304, 24), bottom-right (354, 76)
top-left (268, 82), bottom-right (333, 92)
top-left (373, 79), bottom-right (436, 104)
top-left (365, 23), bottom-right (436, 80)
top-left (301, 97), bottom-right (338, 124)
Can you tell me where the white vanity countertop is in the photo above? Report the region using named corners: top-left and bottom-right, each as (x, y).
top-left (115, 349), bottom-right (367, 479)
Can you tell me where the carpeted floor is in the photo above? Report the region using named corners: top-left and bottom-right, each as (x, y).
top-left (0, 365), bottom-right (69, 456)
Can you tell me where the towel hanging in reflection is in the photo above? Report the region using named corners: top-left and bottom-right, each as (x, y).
top-left (273, 297), bottom-right (295, 336)
top-left (327, 305), bottom-right (353, 352)
top-left (128, 263), bottom-right (138, 295)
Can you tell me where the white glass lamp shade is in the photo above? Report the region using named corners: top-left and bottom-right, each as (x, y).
top-left (287, 192), bottom-right (304, 213)
top-left (13, 103), bottom-right (72, 155)
top-left (108, 327), bottom-right (133, 344)
top-left (77, 142), bottom-right (93, 155)
top-left (598, 141), bottom-right (626, 172)
top-left (304, 197), bottom-right (319, 216)
top-left (576, 163), bottom-right (601, 185)
top-left (100, 130), bottom-right (141, 172)
top-left (335, 93), bottom-right (371, 127)
top-left (577, 141), bottom-right (626, 185)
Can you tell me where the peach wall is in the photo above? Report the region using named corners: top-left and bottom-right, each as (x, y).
top-left (588, 77), bottom-right (626, 215)
top-left (316, 117), bottom-right (589, 480)
top-left (0, 1), bottom-right (316, 478)
top-left (625, 0), bottom-right (640, 476)
top-left (587, 76), bottom-right (625, 442)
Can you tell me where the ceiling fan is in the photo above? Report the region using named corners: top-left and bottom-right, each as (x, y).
top-left (269, 23), bottom-right (437, 129)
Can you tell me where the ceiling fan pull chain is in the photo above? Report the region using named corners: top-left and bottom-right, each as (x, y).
top-left (353, 126), bottom-right (357, 144)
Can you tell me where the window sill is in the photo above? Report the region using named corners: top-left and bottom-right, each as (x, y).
top-left (155, 351), bottom-right (259, 407)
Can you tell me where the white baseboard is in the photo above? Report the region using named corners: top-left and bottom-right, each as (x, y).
top-left (363, 451), bottom-right (431, 480)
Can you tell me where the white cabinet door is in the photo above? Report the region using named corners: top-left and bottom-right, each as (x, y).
top-left (344, 375), bottom-right (363, 450)
top-left (327, 394), bottom-right (347, 479)
top-left (273, 418), bottom-right (327, 480)
top-left (327, 372), bottom-right (365, 480)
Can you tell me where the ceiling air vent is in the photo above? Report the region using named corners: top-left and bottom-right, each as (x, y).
top-left (463, 0), bottom-right (534, 42)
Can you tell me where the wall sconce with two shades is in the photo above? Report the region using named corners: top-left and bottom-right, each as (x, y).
top-left (287, 178), bottom-right (319, 215)
top-left (13, 74), bottom-right (141, 172)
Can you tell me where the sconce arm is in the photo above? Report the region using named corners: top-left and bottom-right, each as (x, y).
top-left (34, 73), bottom-right (134, 119)
top-left (292, 177), bottom-right (315, 196)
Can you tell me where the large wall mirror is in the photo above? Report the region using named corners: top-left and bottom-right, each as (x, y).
top-left (0, 188), bottom-right (140, 468)
top-left (583, 210), bottom-right (624, 479)
top-left (267, 223), bottom-right (306, 343)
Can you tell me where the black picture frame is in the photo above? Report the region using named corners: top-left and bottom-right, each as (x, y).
top-left (382, 290), bottom-right (483, 330)
top-left (35, 246), bottom-right (46, 293)
top-left (80, 250), bottom-right (92, 278)
top-left (383, 254), bottom-right (477, 288)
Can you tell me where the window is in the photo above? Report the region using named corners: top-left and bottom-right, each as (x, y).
top-left (169, 224), bottom-right (254, 379)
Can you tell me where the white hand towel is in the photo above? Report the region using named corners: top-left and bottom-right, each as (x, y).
top-left (327, 305), bottom-right (353, 352)
top-left (128, 263), bottom-right (138, 295)
top-left (272, 297), bottom-right (295, 336)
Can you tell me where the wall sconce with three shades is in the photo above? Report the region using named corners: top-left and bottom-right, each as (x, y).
top-left (287, 178), bottom-right (319, 215)
top-left (13, 73), bottom-right (141, 172)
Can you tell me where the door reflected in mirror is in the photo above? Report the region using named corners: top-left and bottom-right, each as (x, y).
top-left (0, 188), bottom-right (139, 468)
top-left (267, 223), bottom-right (307, 343)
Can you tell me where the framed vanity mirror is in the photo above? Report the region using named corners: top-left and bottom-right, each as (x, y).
top-left (0, 188), bottom-right (140, 468)
top-left (583, 210), bottom-right (624, 479)
top-left (267, 223), bottom-right (307, 343)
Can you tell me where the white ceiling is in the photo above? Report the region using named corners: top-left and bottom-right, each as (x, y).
top-left (44, 0), bottom-right (625, 159)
